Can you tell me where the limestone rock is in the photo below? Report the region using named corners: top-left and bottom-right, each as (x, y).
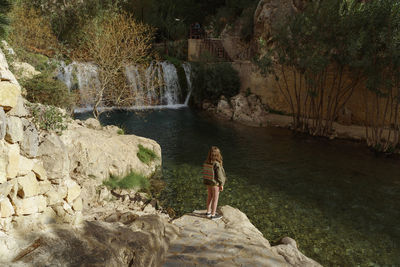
top-left (65, 179), bottom-right (81, 204)
top-left (17, 172), bottom-right (39, 198)
top-left (167, 205), bottom-right (287, 266)
top-left (0, 47), bottom-right (20, 87)
top-left (17, 155), bottom-right (34, 176)
top-left (61, 122), bottom-right (161, 182)
top-left (38, 180), bottom-right (52, 195)
top-left (0, 82), bottom-right (21, 110)
top-left (8, 96), bottom-right (29, 117)
top-left (0, 181), bottom-right (13, 198)
top-left (0, 217), bottom-right (12, 231)
top-left (12, 61), bottom-right (41, 80)
top-left (32, 160), bottom-right (47, 181)
top-left (6, 143), bottom-right (20, 179)
top-left (45, 186), bottom-right (67, 206)
top-left (84, 118), bottom-right (102, 130)
top-left (20, 120), bottom-right (39, 158)
top-left (5, 116), bottom-right (23, 143)
top-left (72, 197), bottom-right (82, 211)
top-left (217, 98), bottom-right (233, 119)
top-left (13, 195), bottom-right (47, 215)
top-left (254, 0), bottom-right (296, 49)
top-left (0, 140), bottom-right (7, 183)
top-left (18, 217), bottom-right (172, 267)
top-left (0, 197), bottom-right (14, 217)
top-left (38, 133), bottom-right (69, 182)
top-left (271, 237), bottom-right (322, 267)
top-left (0, 107), bottom-right (5, 140)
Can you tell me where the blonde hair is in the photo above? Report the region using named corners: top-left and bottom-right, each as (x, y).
top-left (205, 146), bottom-right (223, 165)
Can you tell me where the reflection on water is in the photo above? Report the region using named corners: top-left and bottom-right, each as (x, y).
top-left (76, 108), bottom-right (400, 266)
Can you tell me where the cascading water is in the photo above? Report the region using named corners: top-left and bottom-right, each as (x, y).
top-left (57, 61), bottom-right (193, 111)
top-left (182, 63), bottom-right (193, 106)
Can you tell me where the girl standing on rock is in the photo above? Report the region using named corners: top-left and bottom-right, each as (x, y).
top-left (202, 146), bottom-right (226, 220)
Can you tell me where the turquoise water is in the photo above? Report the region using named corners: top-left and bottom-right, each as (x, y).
top-left (76, 109), bottom-right (400, 266)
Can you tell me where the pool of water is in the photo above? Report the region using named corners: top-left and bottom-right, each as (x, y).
top-left (76, 109), bottom-right (400, 266)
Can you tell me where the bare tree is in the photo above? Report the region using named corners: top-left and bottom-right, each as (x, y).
top-left (76, 12), bottom-right (156, 118)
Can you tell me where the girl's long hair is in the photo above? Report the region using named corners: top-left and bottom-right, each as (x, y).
top-left (205, 146), bottom-right (223, 165)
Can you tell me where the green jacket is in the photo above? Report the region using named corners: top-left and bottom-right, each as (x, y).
top-left (203, 161), bottom-right (226, 187)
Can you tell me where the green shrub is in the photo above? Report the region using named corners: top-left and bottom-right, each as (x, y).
top-left (22, 72), bottom-right (75, 110)
top-left (192, 62), bottom-right (240, 104)
top-left (103, 172), bottom-right (150, 190)
top-left (29, 103), bottom-right (69, 133)
top-left (137, 144), bottom-right (158, 164)
top-left (117, 128), bottom-right (124, 135)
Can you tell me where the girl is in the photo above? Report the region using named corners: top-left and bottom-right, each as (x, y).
top-left (202, 146), bottom-right (226, 220)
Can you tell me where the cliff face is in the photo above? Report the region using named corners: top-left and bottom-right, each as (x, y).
top-left (0, 46), bottom-right (172, 265)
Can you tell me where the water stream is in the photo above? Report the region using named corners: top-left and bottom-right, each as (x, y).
top-left (76, 109), bottom-right (400, 266)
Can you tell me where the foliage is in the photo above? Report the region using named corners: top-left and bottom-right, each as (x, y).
top-left (76, 11), bottom-right (155, 117)
top-left (192, 62), bottom-right (240, 104)
top-left (8, 3), bottom-right (59, 56)
top-left (29, 103), bottom-right (69, 133)
top-left (256, 0), bottom-right (367, 136)
top-left (137, 144), bottom-right (158, 165)
top-left (0, 0), bottom-right (10, 39)
top-left (22, 72), bottom-right (75, 110)
top-left (358, 0), bottom-right (400, 153)
top-left (103, 171), bottom-right (150, 190)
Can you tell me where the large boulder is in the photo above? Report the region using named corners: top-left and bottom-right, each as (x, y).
top-left (12, 215), bottom-right (173, 266)
top-left (62, 120), bottom-right (162, 181)
top-left (37, 133), bottom-right (70, 183)
top-left (0, 82), bottom-right (21, 111)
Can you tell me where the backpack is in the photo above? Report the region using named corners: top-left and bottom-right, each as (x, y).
top-left (202, 163), bottom-right (215, 183)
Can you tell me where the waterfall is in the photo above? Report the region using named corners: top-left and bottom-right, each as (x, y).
top-left (57, 62), bottom-right (101, 109)
top-left (58, 61), bottom-right (192, 111)
top-left (182, 63), bottom-right (193, 106)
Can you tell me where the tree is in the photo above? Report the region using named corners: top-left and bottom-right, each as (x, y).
top-left (256, 0), bottom-right (365, 136)
top-left (77, 12), bottom-right (155, 118)
top-left (358, 0), bottom-right (400, 152)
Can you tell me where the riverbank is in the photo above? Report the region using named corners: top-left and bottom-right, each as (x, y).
top-left (203, 93), bottom-right (370, 143)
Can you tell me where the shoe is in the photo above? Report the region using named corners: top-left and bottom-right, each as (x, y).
top-left (210, 214), bottom-right (222, 220)
top-left (206, 212), bottom-right (212, 218)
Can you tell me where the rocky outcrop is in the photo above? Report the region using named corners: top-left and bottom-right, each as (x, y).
top-left (204, 93), bottom-right (270, 127)
top-left (254, 0), bottom-right (306, 47)
top-left (0, 186), bottom-right (178, 266)
top-left (165, 205), bottom-right (320, 267)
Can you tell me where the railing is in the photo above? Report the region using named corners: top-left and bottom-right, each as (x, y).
top-left (199, 38), bottom-right (232, 62)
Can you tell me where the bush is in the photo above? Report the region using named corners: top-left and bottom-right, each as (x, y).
top-left (137, 144), bottom-right (158, 165)
top-left (0, 0), bottom-right (11, 39)
top-left (8, 4), bottom-right (59, 56)
top-left (22, 72), bottom-right (75, 110)
top-left (192, 62), bottom-right (240, 104)
top-left (103, 172), bottom-right (150, 190)
top-left (29, 104), bottom-right (69, 133)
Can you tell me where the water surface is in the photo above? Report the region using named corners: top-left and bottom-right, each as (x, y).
top-left (76, 109), bottom-right (400, 266)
